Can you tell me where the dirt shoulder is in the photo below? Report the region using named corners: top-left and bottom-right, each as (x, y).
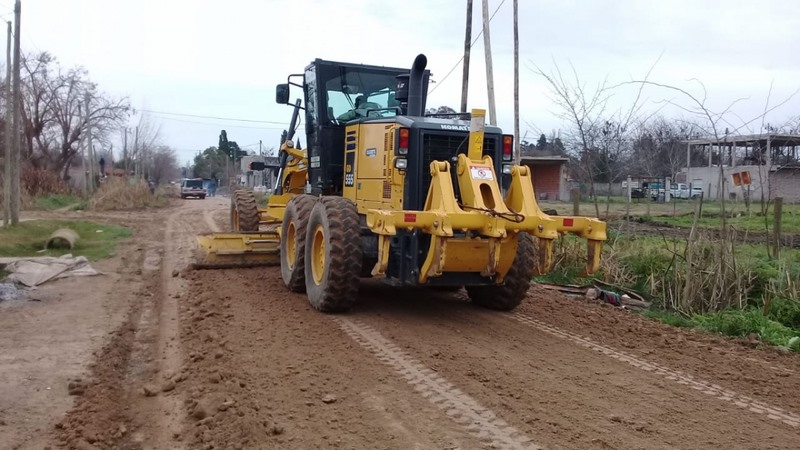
top-left (0, 207), bottom-right (166, 450)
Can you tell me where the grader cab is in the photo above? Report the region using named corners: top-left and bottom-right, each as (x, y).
top-left (196, 54), bottom-right (607, 313)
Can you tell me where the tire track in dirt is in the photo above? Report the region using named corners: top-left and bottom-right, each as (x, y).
top-left (52, 214), bottom-right (168, 450)
top-left (518, 286), bottom-right (800, 413)
top-left (347, 285), bottom-right (800, 449)
top-left (95, 200), bottom-right (216, 449)
top-left (335, 317), bottom-right (541, 450)
top-left (511, 312), bottom-right (800, 428)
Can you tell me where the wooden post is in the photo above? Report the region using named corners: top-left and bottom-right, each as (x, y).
top-left (9, 0), bottom-right (21, 225)
top-left (3, 20), bottom-right (10, 226)
top-left (84, 92), bottom-right (95, 193)
top-left (480, 0), bottom-right (497, 125)
top-left (625, 175), bottom-right (632, 219)
top-left (571, 188), bottom-right (580, 216)
top-left (512, 0), bottom-right (520, 164)
top-left (79, 105), bottom-right (87, 196)
top-left (773, 197), bottom-right (783, 258)
top-left (459, 0), bottom-right (472, 113)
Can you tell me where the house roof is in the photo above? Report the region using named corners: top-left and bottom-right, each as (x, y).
top-left (520, 156), bottom-right (569, 163)
top-left (684, 133), bottom-right (800, 146)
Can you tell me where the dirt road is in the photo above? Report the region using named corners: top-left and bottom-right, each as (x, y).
top-left (2, 198), bottom-right (799, 449)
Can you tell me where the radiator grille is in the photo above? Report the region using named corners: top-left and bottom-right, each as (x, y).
top-left (420, 132), bottom-right (498, 189)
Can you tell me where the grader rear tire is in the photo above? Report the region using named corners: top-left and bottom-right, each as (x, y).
top-left (230, 190), bottom-right (260, 232)
top-left (280, 194), bottom-right (318, 292)
top-left (466, 232), bottom-right (535, 311)
top-left (304, 197), bottom-right (363, 313)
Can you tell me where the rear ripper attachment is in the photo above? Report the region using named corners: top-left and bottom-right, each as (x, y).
top-left (366, 109), bottom-right (606, 285)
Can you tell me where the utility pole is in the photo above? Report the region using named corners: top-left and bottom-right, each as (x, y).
top-left (122, 128), bottom-right (128, 175)
top-left (3, 20), bottom-right (11, 226)
top-left (480, 0), bottom-right (497, 125)
top-left (133, 126), bottom-right (139, 178)
top-left (84, 92), bottom-right (95, 193)
top-left (79, 104), bottom-right (87, 196)
top-left (259, 139), bottom-right (262, 156)
top-left (9, 0), bottom-right (21, 224)
top-left (460, 0), bottom-right (473, 113)
top-left (513, 0), bottom-right (520, 164)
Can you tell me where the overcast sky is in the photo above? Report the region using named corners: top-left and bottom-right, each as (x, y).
top-left (6, 0), bottom-right (800, 165)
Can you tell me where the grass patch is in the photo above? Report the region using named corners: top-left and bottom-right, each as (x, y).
top-left (0, 219), bottom-right (131, 261)
top-left (33, 194), bottom-right (85, 211)
top-left (693, 309), bottom-right (800, 350)
top-left (641, 307), bottom-right (800, 351)
top-left (642, 309), bottom-right (694, 328)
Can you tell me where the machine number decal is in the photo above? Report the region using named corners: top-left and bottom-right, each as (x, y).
top-left (365, 148), bottom-right (377, 157)
top-left (469, 166), bottom-right (494, 181)
top-left (344, 152), bottom-right (355, 187)
top-left (310, 156), bottom-right (321, 168)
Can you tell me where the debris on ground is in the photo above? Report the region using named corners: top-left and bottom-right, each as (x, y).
top-left (539, 281), bottom-right (651, 310)
top-left (0, 254), bottom-right (101, 287)
top-left (45, 228), bottom-right (80, 250)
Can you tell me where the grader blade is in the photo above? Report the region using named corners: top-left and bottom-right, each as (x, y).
top-left (193, 231), bottom-right (281, 269)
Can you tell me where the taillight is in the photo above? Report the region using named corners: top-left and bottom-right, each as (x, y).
top-left (502, 135), bottom-right (513, 161)
top-left (398, 128), bottom-right (409, 155)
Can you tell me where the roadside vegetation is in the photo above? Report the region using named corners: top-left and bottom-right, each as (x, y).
top-left (33, 194), bottom-right (85, 211)
top-left (89, 177), bottom-right (169, 211)
top-left (538, 224), bottom-right (800, 352)
top-left (0, 219), bottom-right (131, 261)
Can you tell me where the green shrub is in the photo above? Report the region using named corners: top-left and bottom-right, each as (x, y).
top-left (766, 298), bottom-right (800, 330)
top-left (692, 309), bottom-right (799, 350)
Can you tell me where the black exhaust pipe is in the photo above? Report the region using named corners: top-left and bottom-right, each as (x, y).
top-left (407, 54), bottom-right (427, 117)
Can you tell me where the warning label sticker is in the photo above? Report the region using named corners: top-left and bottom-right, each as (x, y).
top-left (469, 166), bottom-right (494, 181)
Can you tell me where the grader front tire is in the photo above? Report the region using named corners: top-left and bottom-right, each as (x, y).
top-left (304, 197), bottom-right (363, 313)
top-left (230, 190), bottom-right (260, 232)
top-left (280, 195), bottom-right (318, 292)
top-left (466, 232), bottom-right (536, 311)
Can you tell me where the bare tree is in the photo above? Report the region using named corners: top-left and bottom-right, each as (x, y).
top-left (531, 61), bottom-right (611, 217)
top-left (531, 59), bottom-right (656, 217)
top-left (14, 52), bottom-right (129, 177)
top-left (629, 116), bottom-right (704, 178)
top-left (148, 145), bottom-right (180, 185)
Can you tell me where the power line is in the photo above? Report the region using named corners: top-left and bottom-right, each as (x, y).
top-left (429, 0), bottom-right (506, 95)
top-left (139, 108), bottom-right (288, 125)
top-left (154, 115), bottom-right (287, 130)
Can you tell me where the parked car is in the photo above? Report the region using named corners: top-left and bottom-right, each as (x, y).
top-left (652, 183), bottom-right (704, 200)
top-left (180, 178), bottom-right (207, 199)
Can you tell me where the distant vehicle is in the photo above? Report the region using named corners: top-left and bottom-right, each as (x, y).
top-left (180, 178), bottom-right (207, 199)
top-left (651, 183), bottom-right (703, 200)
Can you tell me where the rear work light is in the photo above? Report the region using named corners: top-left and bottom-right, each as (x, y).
top-left (397, 128), bottom-right (409, 155)
top-left (502, 135), bottom-right (513, 161)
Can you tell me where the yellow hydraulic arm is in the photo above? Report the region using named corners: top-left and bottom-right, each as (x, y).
top-left (367, 109), bottom-right (606, 282)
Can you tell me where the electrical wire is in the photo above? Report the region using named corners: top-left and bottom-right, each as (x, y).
top-left (428, 0), bottom-right (507, 95)
top-left (139, 108), bottom-right (288, 125)
top-left (154, 115), bottom-right (287, 130)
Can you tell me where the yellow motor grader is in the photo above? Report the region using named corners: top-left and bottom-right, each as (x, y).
top-left (196, 54), bottom-right (606, 312)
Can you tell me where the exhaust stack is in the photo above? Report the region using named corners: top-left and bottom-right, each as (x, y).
top-left (407, 54), bottom-right (427, 117)
top-left (396, 54), bottom-right (427, 117)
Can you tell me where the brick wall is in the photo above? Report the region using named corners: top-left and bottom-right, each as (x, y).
top-left (529, 164), bottom-right (562, 200)
top-left (771, 168), bottom-right (800, 203)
